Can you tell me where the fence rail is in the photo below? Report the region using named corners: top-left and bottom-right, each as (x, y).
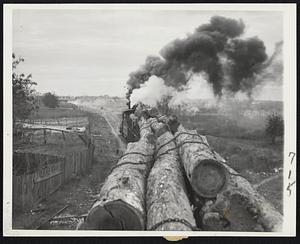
top-left (13, 146), bottom-right (94, 212)
top-left (14, 123), bottom-right (90, 147)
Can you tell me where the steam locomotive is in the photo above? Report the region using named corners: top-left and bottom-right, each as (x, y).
top-left (119, 103), bottom-right (140, 143)
top-left (118, 100), bottom-right (177, 144)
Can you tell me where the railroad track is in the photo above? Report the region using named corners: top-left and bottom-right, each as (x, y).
top-left (101, 111), bottom-right (126, 153)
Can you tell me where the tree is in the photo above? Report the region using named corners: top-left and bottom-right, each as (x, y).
top-left (265, 113), bottom-right (284, 144)
top-left (42, 92), bottom-right (59, 108)
top-left (12, 53), bottom-right (38, 123)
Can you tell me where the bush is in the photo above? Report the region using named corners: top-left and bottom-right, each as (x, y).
top-left (12, 53), bottom-right (38, 122)
top-left (42, 92), bottom-right (59, 108)
top-left (265, 113), bottom-right (284, 144)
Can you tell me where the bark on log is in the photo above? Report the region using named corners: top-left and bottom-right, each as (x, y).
top-left (146, 120), bottom-right (196, 231)
top-left (174, 125), bottom-right (228, 198)
top-left (201, 158), bottom-right (283, 232)
top-left (173, 123), bottom-right (282, 231)
top-left (80, 118), bottom-right (155, 230)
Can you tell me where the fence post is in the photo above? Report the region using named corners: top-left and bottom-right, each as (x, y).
top-left (43, 129), bottom-right (47, 144)
top-left (63, 157), bottom-right (66, 184)
top-left (62, 131), bottom-right (66, 141)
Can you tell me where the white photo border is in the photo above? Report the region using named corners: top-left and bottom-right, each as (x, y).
top-left (3, 3), bottom-right (297, 237)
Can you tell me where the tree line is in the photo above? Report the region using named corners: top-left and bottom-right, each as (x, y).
top-left (13, 53), bottom-right (59, 124)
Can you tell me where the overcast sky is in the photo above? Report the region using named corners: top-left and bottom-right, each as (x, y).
top-left (13, 9), bottom-right (283, 98)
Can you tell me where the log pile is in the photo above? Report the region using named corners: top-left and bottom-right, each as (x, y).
top-left (80, 104), bottom-right (283, 232)
top-left (157, 114), bottom-right (283, 232)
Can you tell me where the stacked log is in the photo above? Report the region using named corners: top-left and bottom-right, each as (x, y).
top-left (146, 118), bottom-right (196, 231)
top-left (174, 125), bottom-right (228, 198)
top-left (79, 117), bottom-right (155, 230)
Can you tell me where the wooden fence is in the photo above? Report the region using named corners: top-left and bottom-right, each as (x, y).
top-left (13, 148), bottom-right (93, 212)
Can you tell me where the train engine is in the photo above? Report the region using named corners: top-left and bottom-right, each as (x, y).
top-left (119, 104), bottom-right (140, 143)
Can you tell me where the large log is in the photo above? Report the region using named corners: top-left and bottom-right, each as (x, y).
top-left (79, 117), bottom-right (155, 230)
top-left (146, 119), bottom-right (196, 231)
top-left (200, 157), bottom-right (283, 232)
top-left (174, 125), bottom-right (228, 198)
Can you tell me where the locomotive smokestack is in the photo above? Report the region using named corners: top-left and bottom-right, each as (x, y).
top-left (126, 99), bottom-right (131, 109)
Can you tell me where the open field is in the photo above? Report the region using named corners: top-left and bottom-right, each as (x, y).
top-left (30, 107), bottom-right (88, 119)
top-left (70, 95), bottom-right (127, 115)
top-left (27, 101), bottom-right (89, 120)
top-left (172, 99), bottom-right (283, 140)
top-left (207, 136), bottom-right (283, 176)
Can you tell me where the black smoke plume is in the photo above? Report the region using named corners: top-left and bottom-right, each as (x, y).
top-left (126, 15), bottom-right (269, 103)
top-left (224, 37), bottom-right (268, 96)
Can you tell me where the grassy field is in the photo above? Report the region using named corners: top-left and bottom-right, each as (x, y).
top-left (207, 136), bottom-right (283, 174)
top-left (171, 99), bottom-right (283, 140)
top-left (29, 102), bottom-right (89, 120)
top-left (177, 112), bottom-right (283, 173)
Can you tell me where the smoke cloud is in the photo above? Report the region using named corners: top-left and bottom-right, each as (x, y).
top-left (258, 40), bottom-right (283, 84)
top-left (224, 37), bottom-right (268, 96)
top-left (130, 76), bottom-right (175, 107)
top-left (131, 73), bottom-right (216, 108)
top-left (126, 15), bottom-right (271, 104)
top-left (252, 41), bottom-right (283, 101)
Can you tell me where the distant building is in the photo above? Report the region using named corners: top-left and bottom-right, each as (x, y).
top-left (58, 96), bottom-right (75, 102)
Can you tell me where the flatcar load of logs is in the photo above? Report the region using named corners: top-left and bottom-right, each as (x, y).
top-left (80, 104), bottom-right (283, 232)
top-left (146, 118), bottom-right (196, 231)
top-left (79, 117), bottom-right (155, 230)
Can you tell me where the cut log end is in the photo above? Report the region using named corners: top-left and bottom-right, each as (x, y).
top-left (82, 200), bottom-right (144, 230)
top-left (191, 159), bottom-right (228, 198)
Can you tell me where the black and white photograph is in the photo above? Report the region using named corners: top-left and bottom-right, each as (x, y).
top-left (3, 4), bottom-right (296, 236)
